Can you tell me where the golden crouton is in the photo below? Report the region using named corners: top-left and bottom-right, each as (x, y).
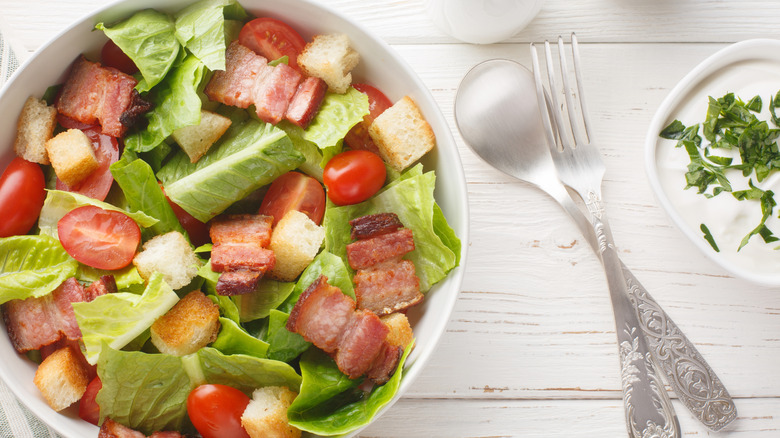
top-left (268, 210), bottom-right (325, 282)
top-left (241, 386), bottom-right (301, 438)
top-left (381, 312), bottom-right (414, 349)
top-left (172, 110), bottom-right (232, 163)
top-left (368, 96), bottom-right (436, 172)
top-left (133, 231), bottom-right (201, 290)
top-left (297, 33), bottom-right (359, 94)
top-left (150, 290), bottom-right (220, 356)
top-left (45, 128), bottom-right (99, 187)
top-left (33, 347), bottom-right (90, 411)
top-left (14, 96), bottom-right (57, 165)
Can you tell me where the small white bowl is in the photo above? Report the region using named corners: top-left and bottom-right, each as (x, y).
top-left (0, 0), bottom-right (469, 436)
top-left (645, 39), bottom-right (780, 286)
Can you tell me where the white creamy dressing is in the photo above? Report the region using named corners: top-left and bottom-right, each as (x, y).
top-left (655, 58), bottom-right (780, 281)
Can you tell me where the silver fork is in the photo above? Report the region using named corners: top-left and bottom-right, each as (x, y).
top-left (531, 35), bottom-right (681, 438)
top-left (531, 34), bottom-right (737, 433)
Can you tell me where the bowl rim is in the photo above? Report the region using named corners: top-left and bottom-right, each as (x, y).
top-left (0, 0), bottom-right (470, 436)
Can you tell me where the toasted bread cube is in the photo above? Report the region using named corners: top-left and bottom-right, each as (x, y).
top-left (150, 290), bottom-right (220, 356)
top-left (381, 313), bottom-right (414, 349)
top-left (297, 33), bottom-right (359, 94)
top-left (14, 96), bottom-right (57, 165)
top-left (45, 129), bottom-right (99, 187)
top-left (268, 210), bottom-right (325, 282)
top-left (33, 347), bottom-right (89, 411)
top-left (172, 110), bottom-right (232, 163)
top-left (241, 386), bottom-right (301, 438)
top-left (133, 231), bottom-right (201, 290)
top-left (368, 96), bottom-right (435, 172)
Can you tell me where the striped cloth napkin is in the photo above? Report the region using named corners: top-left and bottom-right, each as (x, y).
top-left (0, 22), bottom-right (63, 438)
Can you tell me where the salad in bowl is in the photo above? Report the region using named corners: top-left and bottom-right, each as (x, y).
top-left (0, 0), bottom-right (467, 437)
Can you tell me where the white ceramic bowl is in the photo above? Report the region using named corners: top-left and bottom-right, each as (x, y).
top-left (0, 1), bottom-right (469, 436)
top-left (645, 39), bottom-right (780, 286)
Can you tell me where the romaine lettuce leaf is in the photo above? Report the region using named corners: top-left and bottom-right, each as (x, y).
top-left (76, 264), bottom-right (145, 292)
top-left (96, 10), bottom-right (180, 93)
top-left (97, 347), bottom-right (192, 434)
top-left (174, 0), bottom-right (248, 71)
top-left (0, 235), bottom-right (79, 304)
top-left (38, 190), bottom-right (158, 238)
top-left (110, 154), bottom-right (186, 240)
top-left (124, 55), bottom-right (207, 153)
top-left (196, 347), bottom-right (302, 393)
top-left (232, 280), bottom-right (295, 322)
top-left (211, 317), bottom-right (270, 357)
top-left (323, 165), bottom-right (459, 291)
top-left (264, 309), bottom-right (310, 363)
top-left (73, 272), bottom-right (179, 364)
top-left (287, 343), bottom-right (412, 435)
top-left (158, 119), bottom-right (304, 222)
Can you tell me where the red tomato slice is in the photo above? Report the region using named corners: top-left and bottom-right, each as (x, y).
top-left (57, 205), bottom-right (141, 270)
top-left (55, 127), bottom-right (119, 201)
top-left (101, 40), bottom-right (138, 75)
top-left (187, 384), bottom-right (251, 438)
top-left (239, 17), bottom-right (306, 72)
top-left (323, 150), bottom-right (386, 205)
top-left (160, 183), bottom-right (210, 247)
top-left (344, 84), bottom-right (393, 154)
top-left (0, 157), bottom-right (46, 238)
top-left (78, 376), bottom-right (102, 426)
top-left (259, 171), bottom-right (326, 226)
top-left (57, 114), bottom-right (98, 131)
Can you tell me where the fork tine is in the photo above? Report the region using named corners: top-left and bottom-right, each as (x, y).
top-left (530, 43), bottom-right (558, 152)
top-left (543, 40), bottom-right (572, 151)
top-left (557, 36), bottom-right (587, 147)
top-left (571, 33), bottom-right (592, 143)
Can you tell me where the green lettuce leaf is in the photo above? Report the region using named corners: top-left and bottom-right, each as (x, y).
top-left (196, 347), bottom-right (302, 393)
top-left (264, 309), bottom-right (310, 363)
top-left (76, 264), bottom-right (145, 292)
top-left (232, 280), bottom-right (295, 322)
top-left (73, 272), bottom-right (180, 364)
top-left (278, 251), bottom-right (354, 314)
top-left (38, 190), bottom-right (158, 237)
top-left (0, 235), bottom-right (79, 304)
top-left (96, 10), bottom-right (180, 93)
top-left (97, 347), bottom-right (192, 434)
top-left (323, 165), bottom-right (459, 291)
top-left (211, 317), bottom-right (270, 357)
top-left (157, 119), bottom-right (304, 222)
top-left (174, 0), bottom-right (248, 71)
top-left (124, 55), bottom-right (207, 152)
top-left (110, 154), bottom-right (186, 240)
top-left (288, 343), bottom-right (412, 435)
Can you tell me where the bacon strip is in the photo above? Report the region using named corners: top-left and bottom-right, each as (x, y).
top-left (286, 275), bottom-right (401, 383)
top-left (210, 244), bottom-right (275, 272)
top-left (204, 41), bottom-right (270, 109)
top-left (349, 213), bottom-right (404, 241)
top-left (346, 228), bottom-right (415, 270)
top-left (210, 214), bottom-right (273, 246)
top-left (354, 260), bottom-right (422, 316)
top-left (85, 275), bottom-right (117, 301)
top-left (209, 214), bottom-right (275, 295)
top-left (253, 62), bottom-right (302, 124)
top-left (56, 56), bottom-right (142, 138)
top-left (285, 76), bottom-right (327, 128)
top-left (98, 419), bottom-right (146, 438)
top-left (3, 278), bottom-right (89, 353)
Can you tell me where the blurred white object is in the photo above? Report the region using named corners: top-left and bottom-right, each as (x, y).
top-left (425, 0), bottom-right (543, 44)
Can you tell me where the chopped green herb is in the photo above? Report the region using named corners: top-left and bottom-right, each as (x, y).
top-left (700, 224), bottom-right (719, 252)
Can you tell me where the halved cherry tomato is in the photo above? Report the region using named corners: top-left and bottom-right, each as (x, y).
top-left (101, 40), bottom-right (138, 75)
top-left (239, 17), bottom-right (306, 72)
top-left (55, 127), bottom-right (119, 201)
top-left (323, 150), bottom-right (386, 205)
top-left (0, 157), bottom-right (46, 238)
top-left (187, 384), bottom-right (251, 438)
top-left (160, 183), bottom-right (210, 247)
top-left (78, 376), bottom-right (102, 426)
top-left (57, 205), bottom-right (141, 270)
top-left (344, 84), bottom-right (393, 154)
top-left (259, 171), bottom-right (326, 226)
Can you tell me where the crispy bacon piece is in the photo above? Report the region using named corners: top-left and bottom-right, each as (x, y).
top-left (204, 41), bottom-right (270, 109)
top-left (346, 228), bottom-right (415, 270)
top-left (215, 270), bottom-right (265, 296)
top-left (354, 260), bottom-right (423, 315)
top-left (56, 56), bottom-right (142, 137)
top-left (98, 419), bottom-right (145, 438)
top-left (367, 343), bottom-right (403, 385)
top-left (286, 275), bottom-right (401, 383)
top-left (349, 213), bottom-right (404, 241)
top-left (2, 278), bottom-right (89, 353)
top-left (85, 275), bottom-right (117, 301)
top-left (119, 90), bottom-right (153, 129)
top-left (209, 214), bottom-right (273, 246)
top-left (210, 244), bottom-right (275, 272)
top-left (253, 62), bottom-right (302, 124)
top-left (287, 276), bottom-right (354, 353)
top-left (285, 76), bottom-right (327, 129)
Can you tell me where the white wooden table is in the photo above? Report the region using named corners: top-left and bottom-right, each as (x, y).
top-left (2, 0), bottom-right (780, 437)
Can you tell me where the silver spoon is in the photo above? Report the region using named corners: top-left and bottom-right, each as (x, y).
top-left (454, 59), bottom-right (736, 433)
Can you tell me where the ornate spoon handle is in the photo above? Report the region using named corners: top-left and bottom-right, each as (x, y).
top-left (624, 270), bottom-right (737, 431)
